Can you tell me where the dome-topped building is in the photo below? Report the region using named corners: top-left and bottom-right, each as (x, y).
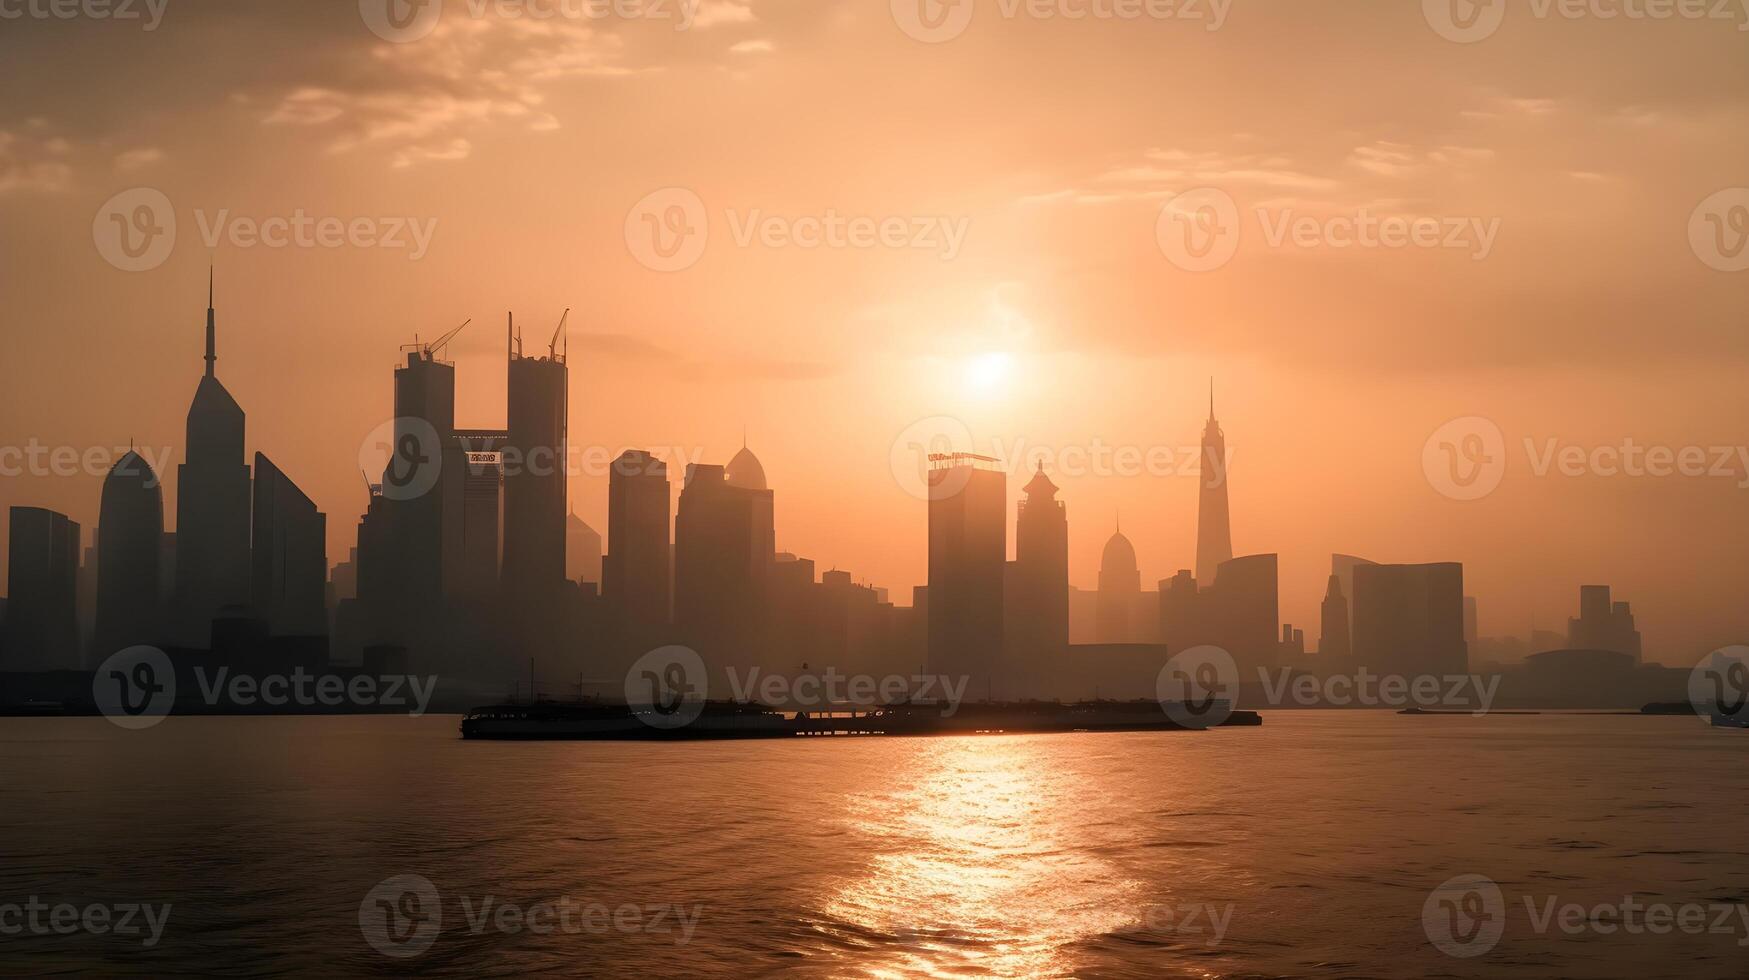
top-left (1097, 519), bottom-right (1142, 643)
top-left (1101, 526), bottom-right (1138, 576)
top-left (725, 444), bottom-right (767, 492)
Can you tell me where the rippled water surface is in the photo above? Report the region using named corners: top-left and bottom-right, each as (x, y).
top-left (1, 712), bottom-right (1745, 977)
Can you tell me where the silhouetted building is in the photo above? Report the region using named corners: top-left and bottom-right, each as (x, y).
top-left (174, 278), bottom-right (252, 647)
top-left (459, 454), bottom-right (502, 603)
top-left (252, 454), bottom-right (327, 637)
top-left (675, 456), bottom-right (774, 676)
top-left (2, 507), bottom-right (81, 670)
top-left (1097, 523), bottom-right (1140, 643)
top-left (1158, 554), bottom-right (1279, 675)
top-left (1195, 383), bottom-right (1233, 584)
top-left (1318, 574), bottom-right (1350, 660)
top-left (1566, 585), bottom-right (1642, 663)
top-left (93, 450), bottom-right (165, 658)
top-left (388, 337), bottom-right (461, 611)
top-left (604, 450), bottom-right (671, 633)
top-left (1331, 553), bottom-right (1377, 641)
top-left (1463, 595), bottom-right (1479, 646)
top-left (1351, 561), bottom-right (1467, 677)
top-left (927, 453), bottom-right (1005, 700)
top-left (1010, 464), bottom-right (1068, 696)
top-left (567, 509), bottom-right (602, 586)
top-left (501, 318), bottom-right (568, 602)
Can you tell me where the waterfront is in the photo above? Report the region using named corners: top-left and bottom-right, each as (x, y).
top-left (0, 712), bottom-right (1744, 977)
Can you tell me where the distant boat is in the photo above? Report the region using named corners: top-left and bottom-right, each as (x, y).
top-left (461, 699), bottom-right (1264, 740)
top-left (1397, 706), bottom-right (1540, 716)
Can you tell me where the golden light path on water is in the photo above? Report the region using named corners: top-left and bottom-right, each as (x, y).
top-left (816, 737), bottom-right (1148, 978)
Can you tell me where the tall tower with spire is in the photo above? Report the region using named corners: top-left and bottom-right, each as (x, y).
top-left (1012, 463), bottom-right (1069, 694)
top-left (174, 270), bottom-right (253, 647)
top-left (1194, 380), bottom-right (1233, 585)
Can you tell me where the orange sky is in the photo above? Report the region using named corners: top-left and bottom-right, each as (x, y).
top-left (1, 0), bottom-right (1746, 664)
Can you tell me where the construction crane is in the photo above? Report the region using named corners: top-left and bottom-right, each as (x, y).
top-left (549, 307), bottom-right (569, 360)
top-left (401, 319), bottom-right (470, 362)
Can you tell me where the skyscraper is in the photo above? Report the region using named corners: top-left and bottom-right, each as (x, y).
top-left (1566, 585), bottom-right (1642, 663)
top-left (674, 455), bottom-right (774, 675)
top-left (1011, 464), bottom-right (1068, 694)
top-left (2, 507), bottom-right (81, 671)
top-left (1194, 381), bottom-right (1233, 585)
top-left (251, 453), bottom-right (328, 637)
top-left (1318, 573), bottom-right (1350, 661)
top-left (927, 453), bottom-right (1006, 700)
top-left (566, 509), bottom-right (603, 586)
top-left (94, 451), bottom-right (165, 658)
top-left (604, 449), bottom-right (671, 633)
top-left (1351, 562), bottom-right (1467, 677)
top-left (173, 275), bottom-right (252, 647)
top-left (459, 454), bottom-right (503, 604)
top-left (1096, 522), bottom-right (1139, 643)
top-left (501, 316), bottom-right (568, 599)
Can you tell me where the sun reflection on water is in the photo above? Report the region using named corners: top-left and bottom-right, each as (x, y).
top-left (817, 738), bottom-right (1143, 978)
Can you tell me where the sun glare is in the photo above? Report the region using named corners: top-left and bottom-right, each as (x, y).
top-left (965, 352), bottom-right (1014, 396)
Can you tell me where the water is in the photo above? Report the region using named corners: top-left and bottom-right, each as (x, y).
top-left (0, 712), bottom-right (1744, 977)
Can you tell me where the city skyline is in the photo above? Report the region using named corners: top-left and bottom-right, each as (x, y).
top-left (0, 281), bottom-right (1725, 675)
top-left (0, 273), bottom-right (1742, 665)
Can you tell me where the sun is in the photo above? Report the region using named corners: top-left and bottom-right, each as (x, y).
top-left (964, 352), bottom-right (1014, 396)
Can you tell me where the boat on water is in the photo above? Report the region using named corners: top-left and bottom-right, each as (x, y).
top-left (461, 699), bottom-right (1262, 740)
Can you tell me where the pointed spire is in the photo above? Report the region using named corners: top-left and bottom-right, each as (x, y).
top-left (204, 264), bottom-right (216, 378)
top-left (1208, 377), bottom-right (1214, 421)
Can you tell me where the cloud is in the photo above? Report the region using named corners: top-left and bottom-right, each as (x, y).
top-left (729, 38), bottom-right (774, 53)
top-left (0, 130), bottom-right (74, 194)
top-left (113, 147), bottom-right (166, 173)
top-left (258, 16), bottom-right (637, 167)
top-left (691, 0), bottom-right (756, 28)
